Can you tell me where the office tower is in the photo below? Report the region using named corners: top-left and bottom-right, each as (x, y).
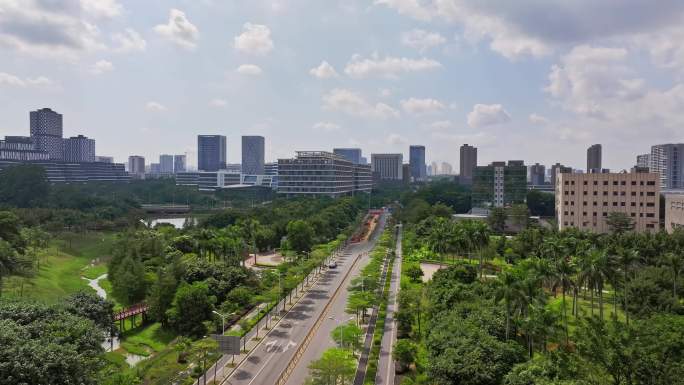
top-left (333, 148), bottom-right (362, 164)
top-left (360, 156), bottom-right (368, 165)
top-left (128, 155), bottom-right (145, 178)
top-left (649, 143), bottom-right (684, 189)
top-left (0, 136), bottom-right (49, 161)
top-left (472, 161), bottom-right (527, 208)
top-left (556, 169), bottom-right (659, 234)
top-left (96, 156), bottom-right (113, 163)
top-left (278, 151), bottom-right (372, 197)
top-left (459, 144), bottom-right (477, 185)
top-left (371, 153), bottom-right (403, 180)
top-left (402, 164), bottom-right (411, 184)
top-left (587, 144), bottom-right (602, 173)
top-left (265, 162), bottom-right (278, 176)
top-left (149, 163), bottom-right (161, 174)
top-left (441, 162), bottom-right (453, 175)
top-left (242, 136), bottom-right (265, 174)
top-left (426, 164), bottom-right (433, 176)
top-left (529, 163), bottom-right (546, 185)
top-left (174, 154), bottom-right (186, 173)
top-left (409, 145), bottom-right (426, 181)
top-left (159, 154), bottom-right (174, 174)
top-left (30, 108), bottom-right (63, 160)
top-left (636, 153), bottom-right (650, 170)
top-left (63, 135), bottom-right (95, 163)
top-left (198, 135), bottom-right (226, 172)
top-left (550, 163), bottom-right (572, 188)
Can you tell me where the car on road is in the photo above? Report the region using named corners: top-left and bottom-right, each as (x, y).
top-left (328, 261), bottom-right (337, 269)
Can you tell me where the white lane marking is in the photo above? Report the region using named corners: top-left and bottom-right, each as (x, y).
top-left (283, 340), bottom-right (297, 352)
top-left (265, 339), bottom-right (279, 353)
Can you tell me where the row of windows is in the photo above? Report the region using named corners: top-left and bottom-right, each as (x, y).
top-left (563, 210), bottom-right (655, 218)
top-left (563, 221), bottom-right (656, 229)
top-left (563, 200), bottom-right (655, 207)
top-left (564, 190), bottom-right (656, 197)
top-left (564, 180), bottom-right (656, 186)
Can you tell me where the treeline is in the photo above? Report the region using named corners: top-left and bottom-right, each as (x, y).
top-left (393, 200), bottom-right (684, 385)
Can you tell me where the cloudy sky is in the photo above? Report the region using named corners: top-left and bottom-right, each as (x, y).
top-left (1, 0), bottom-right (684, 170)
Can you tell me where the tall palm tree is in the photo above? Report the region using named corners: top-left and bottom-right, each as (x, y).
top-left (428, 218), bottom-right (452, 266)
top-left (577, 249), bottom-right (599, 318)
top-left (552, 257), bottom-right (575, 346)
top-left (594, 249), bottom-right (612, 321)
top-left (617, 248), bottom-right (638, 325)
top-left (495, 271), bottom-right (523, 341)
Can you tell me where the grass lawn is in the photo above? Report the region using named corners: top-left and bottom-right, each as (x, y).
top-left (547, 291), bottom-right (626, 336)
top-left (3, 231), bottom-right (116, 303)
top-left (120, 323), bottom-right (177, 357)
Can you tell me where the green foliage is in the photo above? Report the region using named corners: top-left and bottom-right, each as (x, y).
top-left (167, 281), bottom-right (216, 337)
top-left (488, 207), bottom-right (508, 234)
top-left (405, 263), bottom-right (424, 282)
top-left (393, 339), bottom-right (418, 372)
top-left (0, 165), bottom-right (49, 208)
top-left (62, 291), bottom-right (115, 331)
top-left (606, 212), bottom-right (635, 234)
top-left (110, 255), bottom-right (147, 306)
top-left (305, 348), bottom-right (357, 385)
top-left (286, 219), bottom-right (315, 253)
top-left (526, 190), bottom-right (555, 217)
top-left (331, 322), bottom-right (363, 352)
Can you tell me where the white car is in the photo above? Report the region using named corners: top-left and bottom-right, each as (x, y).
top-left (328, 261), bottom-right (338, 269)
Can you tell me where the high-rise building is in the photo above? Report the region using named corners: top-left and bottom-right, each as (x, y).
top-left (242, 136), bottom-right (265, 174)
top-left (556, 169), bottom-right (660, 233)
top-left (159, 154), bottom-right (174, 174)
top-left (63, 135), bottom-right (95, 163)
top-left (636, 153), bottom-right (650, 170)
top-left (430, 161), bottom-right (439, 176)
top-left (551, 163), bottom-right (573, 188)
top-left (333, 148), bottom-right (362, 164)
top-left (587, 144), bottom-right (602, 173)
top-left (529, 163), bottom-right (546, 185)
top-left (649, 143), bottom-right (684, 189)
top-left (459, 144), bottom-right (477, 185)
top-left (360, 156), bottom-right (368, 165)
top-left (441, 162), bottom-right (453, 175)
top-left (265, 162), bottom-right (278, 176)
top-left (278, 151), bottom-right (372, 197)
top-left (371, 153), bottom-right (403, 180)
top-left (198, 135), bottom-right (226, 172)
top-left (128, 155), bottom-right (145, 179)
top-left (472, 161), bottom-right (527, 208)
top-left (402, 164), bottom-right (411, 184)
top-left (0, 136), bottom-right (49, 161)
top-left (409, 145), bottom-right (426, 181)
top-left (174, 154), bottom-right (186, 173)
top-left (30, 108), bottom-right (63, 160)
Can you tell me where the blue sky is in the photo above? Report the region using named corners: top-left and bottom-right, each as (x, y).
top-left (1, 0), bottom-right (684, 171)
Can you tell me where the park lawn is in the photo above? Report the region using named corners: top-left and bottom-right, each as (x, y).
top-left (3, 231), bottom-right (116, 303)
top-left (121, 323), bottom-right (177, 356)
top-left (82, 264), bottom-right (108, 279)
top-left (547, 292), bottom-right (626, 336)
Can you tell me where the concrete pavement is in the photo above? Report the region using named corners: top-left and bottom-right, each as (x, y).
top-left (213, 214), bottom-right (387, 385)
top-left (375, 224), bottom-right (402, 385)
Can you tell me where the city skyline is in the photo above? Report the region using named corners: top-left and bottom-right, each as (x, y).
top-left (3, 2), bottom-right (684, 169)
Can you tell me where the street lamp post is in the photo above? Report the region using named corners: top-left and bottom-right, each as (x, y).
top-left (213, 310), bottom-right (227, 334)
top-left (329, 316), bottom-right (355, 350)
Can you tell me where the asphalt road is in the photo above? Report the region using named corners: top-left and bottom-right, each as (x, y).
top-left (223, 214), bottom-right (387, 385)
top-left (375, 224), bottom-right (402, 385)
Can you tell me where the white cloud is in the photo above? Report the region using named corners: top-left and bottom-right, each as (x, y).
top-left (429, 120), bottom-right (453, 130)
top-left (400, 97), bottom-right (446, 115)
top-left (236, 64), bottom-right (263, 75)
top-left (322, 88), bottom-right (400, 120)
top-left (145, 101), bottom-right (167, 112)
top-left (344, 54), bottom-right (441, 79)
top-left (112, 29), bottom-right (146, 53)
top-left (467, 104), bottom-right (511, 128)
top-left (373, 0), bottom-right (433, 21)
top-left (234, 23), bottom-right (274, 55)
top-left (154, 9), bottom-right (199, 50)
top-left (91, 60), bottom-right (114, 74)
top-left (80, 0), bottom-right (123, 19)
top-left (387, 133), bottom-right (408, 145)
top-left (210, 99), bottom-right (228, 108)
top-left (379, 88), bottom-right (393, 97)
top-left (207, 99), bottom-right (228, 108)
top-left (401, 29), bottom-right (446, 52)
top-left (309, 61), bottom-right (339, 79)
top-left (431, 131), bottom-right (497, 146)
top-left (312, 122), bottom-right (341, 132)
top-left (529, 113), bottom-right (549, 125)
top-left (0, 72), bottom-right (52, 87)
top-left (0, 0), bottom-right (107, 58)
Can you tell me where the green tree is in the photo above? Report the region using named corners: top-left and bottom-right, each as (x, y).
top-left (662, 252), bottom-right (682, 298)
top-left (527, 189), bottom-right (555, 217)
top-left (405, 263), bottom-right (424, 282)
top-left (0, 239), bottom-right (33, 297)
top-left (495, 271), bottom-right (522, 341)
top-left (0, 164), bottom-right (49, 208)
top-left (62, 291), bottom-right (114, 331)
top-left (193, 338), bottom-right (218, 377)
top-left (147, 269), bottom-right (178, 326)
top-left (488, 207), bottom-right (507, 234)
top-left (393, 339), bottom-right (417, 373)
top-left (305, 348), bottom-right (357, 385)
top-left (606, 212), bottom-right (635, 234)
top-left (110, 255), bottom-right (147, 306)
top-left (167, 281), bottom-right (216, 337)
top-left (331, 323), bottom-right (363, 353)
top-left (286, 219), bottom-right (314, 253)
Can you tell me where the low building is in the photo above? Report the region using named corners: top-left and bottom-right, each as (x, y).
top-left (472, 160), bottom-right (527, 208)
top-left (0, 136), bottom-right (49, 161)
top-left (0, 160), bottom-right (129, 183)
top-left (63, 135), bottom-right (95, 163)
top-left (665, 192), bottom-right (684, 233)
top-left (128, 156), bottom-right (145, 179)
top-left (371, 153), bottom-right (403, 180)
top-left (278, 151), bottom-right (372, 198)
top-left (176, 171), bottom-right (277, 191)
top-left (556, 169), bottom-right (660, 233)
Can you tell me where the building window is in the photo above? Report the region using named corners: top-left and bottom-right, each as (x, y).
top-left (583, 212), bottom-right (587, 216)
top-left (564, 211), bottom-right (568, 215)
top-left (603, 191), bottom-right (609, 196)
top-left (613, 181), bottom-right (618, 186)
top-left (630, 213), bottom-right (636, 217)
top-left (583, 181), bottom-right (588, 185)
top-left (613, 202), bottom-right (618, 206)
top-left (646, 213), bottom-right (655, 218)
top-left (631, 202), bottom-right (636, 207)
top-left (646, 224), bottom-right (655, 228)
top-left (593, 202), bottom-right (598, 206)
top-left (571, 191), bottom-right (575, 195)
top-left (593, 181), bottom-right (598, 185)
top-left (593, 212), bottom-right (597, 216)
top-left (564, 181), bottom-right (569, 185)
top-left (603, 212), bottom-right (608, 217)
top-left (565, 191), bottom-right (569, 195)
top-left (583, 191), bottom-right (588, 195)
top-left (621, 191), bottom-right (626, 196)
top-left (603, 202), bottom-right (608, 206)
top-left (603, 181), bottom-right (609, 186)
top-left (646, 202), bottom-right (655, 207)
top-left (631, 192), bottom-right (636, 196)
top-left (631, 181), bottom-right (637, 185)
top-left (621, 202), bottom-right (626, 206)
top-left (647, 181), bottom-right (656, 186)
top-left (640, 213), bottom-right (644, 217)
top-left (571, 201), bottom-right (575, 206)
top-left (613, 191), bottom-right (618, 196)
top-left (571, 181), bottom-right (575, 185)
top-left (640, 181), bottom-right (644, 186)
top-left (621, 181), bottom-right (626, 186)
top-left (593, 191), bottom-right (598, 196)
top-left (647, 192), bottom-right (655, 196)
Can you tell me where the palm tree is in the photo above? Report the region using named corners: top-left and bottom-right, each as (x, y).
top-left (495, 271), bottom-right (522, 341)
top-left (594, 249), bottom-right (612, 321)
top-left (616, 248), bottom-right (638, 325)
top-left (662, 252), bottom-right (683, 298)
top-left (577, 249), bottom-right (599, 318)
top-left (428, 218), bottom-right (452, 266)
top-left (552, 257), bottom-right (575, 346)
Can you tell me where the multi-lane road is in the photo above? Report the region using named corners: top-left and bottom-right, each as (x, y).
top-left (221, 214), bottom-right (387, 385)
